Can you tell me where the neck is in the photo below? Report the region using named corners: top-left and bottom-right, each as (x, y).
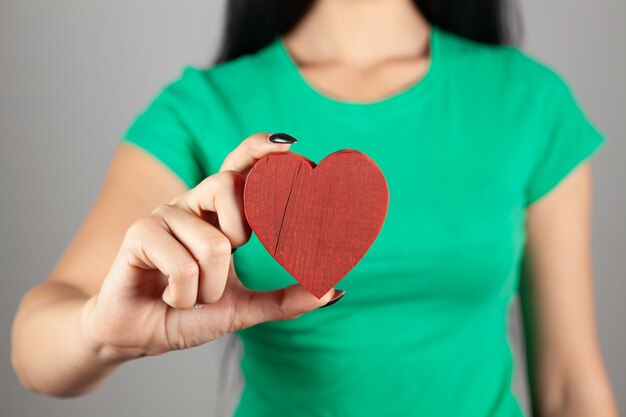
top-left (283, 0), bottom-right (431, 68)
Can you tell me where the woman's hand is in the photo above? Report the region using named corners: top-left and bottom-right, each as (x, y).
top-left (83, 133), bottom-right (339, 361)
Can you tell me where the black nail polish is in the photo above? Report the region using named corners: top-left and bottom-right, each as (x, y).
top-left (268, 132), bottom-right (298, 144)
top-left (318, 290), bottom-right (345, 309)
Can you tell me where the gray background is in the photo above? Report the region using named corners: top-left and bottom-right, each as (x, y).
top-left (1, 1), bottom-right (624, 416)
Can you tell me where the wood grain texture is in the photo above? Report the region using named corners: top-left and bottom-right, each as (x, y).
top-left (243, 149), bottom-right (389, 298)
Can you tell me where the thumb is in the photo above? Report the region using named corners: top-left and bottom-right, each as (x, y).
top-left (236, 285), bottom-right (344, 328)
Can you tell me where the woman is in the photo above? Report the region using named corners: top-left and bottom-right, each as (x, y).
top-left (10, 0), bottom-right (618, 416)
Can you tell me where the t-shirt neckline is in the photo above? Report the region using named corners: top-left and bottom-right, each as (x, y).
top-left (269, 25), bottom-right (443, 113)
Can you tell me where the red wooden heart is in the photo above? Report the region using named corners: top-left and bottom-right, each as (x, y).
top-left (243, 149), bottom-right (389, 298)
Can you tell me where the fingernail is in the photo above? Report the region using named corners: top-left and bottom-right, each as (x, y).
top-left (318, 290), bottom-right (345, 309)
top-left (268, 132), bottom-right (297, 144)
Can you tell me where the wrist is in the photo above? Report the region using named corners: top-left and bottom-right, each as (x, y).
top-left (80, 295), bottom-right (140, 365)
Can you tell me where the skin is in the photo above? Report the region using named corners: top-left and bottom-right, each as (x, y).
top-left (10, 0), bottom-right (618, 415)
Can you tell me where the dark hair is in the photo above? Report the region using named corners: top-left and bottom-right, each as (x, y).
top-left (215, 0), bottom-right (521, 63)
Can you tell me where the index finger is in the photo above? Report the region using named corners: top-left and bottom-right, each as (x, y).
top-left (219, 132), bottom-right (297, 177)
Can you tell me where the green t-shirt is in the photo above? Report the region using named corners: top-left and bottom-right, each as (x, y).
top-left (121, 26), bottom-right (605, 417)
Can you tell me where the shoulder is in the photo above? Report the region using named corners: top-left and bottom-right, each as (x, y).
top-left (436, 27), bottom-right (572, 102)
top-left (147, 43), bottom-right (278, 128)
top-left (164, 45), bottom-right (276, 104)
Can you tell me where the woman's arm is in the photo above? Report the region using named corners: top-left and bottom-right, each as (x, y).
top-left (519, 161), bottom-right (618, 417)
top-left (10, 144), bottom-right (188, 396)
top-left (11, 136), bottom-right (336, 398)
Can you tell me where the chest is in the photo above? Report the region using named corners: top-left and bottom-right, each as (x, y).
top-left (228, 111), bottom-right (529, 308)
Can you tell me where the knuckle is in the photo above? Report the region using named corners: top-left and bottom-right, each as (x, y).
top-left (212, 171), bottom-right (245, 199)
top-left (124, 217), bottom-right (156, 241)
top-left (190, 176), bottom-right (215, 199)
top-left (230, 294), bottom-right (253, 330)
top-left (216, 170), bottom-right (241, 189)
top-left (206, 236), bottom-right (232, 258)
top-left (171, 261), bottom-right (199, 284)
top-left (230, 304), bottom-right (246, 331)
top-left (150, 203), bottom-right (176, 218)
top-left (275, 289), bottom-right (291, 319)
top-left (198, 174), bottom-right (215, 189)
top-left (168, 192), bottom-right (186, 206)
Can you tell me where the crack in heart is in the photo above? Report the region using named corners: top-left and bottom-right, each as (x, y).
top-left (273, 160), bottom-right (303, 257)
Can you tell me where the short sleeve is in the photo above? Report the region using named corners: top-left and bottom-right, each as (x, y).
top-left (525, 73), bottom-right (606, 206)
top-left (120, 67), bottom-right (206, 189)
